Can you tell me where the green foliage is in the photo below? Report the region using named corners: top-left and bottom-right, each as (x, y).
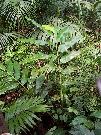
top-left (0, 57), bottom-right (49, 134)
top-left (69, 125), bottom-right (95, 135)
top-left (45, 126), bottom-right (67, 135)
top-left (5, 96), bottom-right (49, 134)
top-left (0, 0), bottom-right (101, 134)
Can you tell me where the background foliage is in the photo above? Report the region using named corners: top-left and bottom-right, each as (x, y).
top-left (0, 0), bottom-right (101, 135)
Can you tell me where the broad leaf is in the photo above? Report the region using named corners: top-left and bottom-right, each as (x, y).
top-left (42, 25), bottom-right (55, 32)
top-left (6, 60), bottom-right (13, 75)
top-left (90, 110), bottom-right (101, 118)
top-left (35, 74), bottom-right (45, 94)
top-left (0, 82), bottom-right (19, 95)
top-left (60, 50), bottom-right (81, 63)
top-left (22, 53), bottom-right (49, 64)
top-left (21, 68), bottom-right (29, 85)
top-left (57, 26), bottom-right (70, 42)
top-left (58, 36), bottom-right (82, 53)
top-left (13, 61), bottom-right (20, 80)
top-left (0, 63), bottom-right (6, 71)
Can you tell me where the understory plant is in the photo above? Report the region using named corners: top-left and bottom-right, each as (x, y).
top-left (0, 18), bottom-right (84, 134)
top-left (0, 0), bottom-right (101, 134)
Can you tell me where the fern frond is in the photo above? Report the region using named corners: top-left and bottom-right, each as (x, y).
top-left (0, 33), bottom-right (17, 50)
top-left (5, 96), bottom-right (49, 134)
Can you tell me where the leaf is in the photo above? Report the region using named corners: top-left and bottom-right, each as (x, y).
top-left (21, 68), bottom-right (29, 85)
top-left (70, 87), bottom-right (79, 92)
top-left (60, 50), bottom-right (81, 63)
top-left (68, 107), bottom-right (78, 115)
top-left (13, 61), bottom-right (20, 80)
top-left (54, 128), bottom-right (67, 135)
top-left (3, 0), bottom-right (21, 7)
top-left (22, 53), bottom-right (49, 64)
top-left (83, 1), bottom-right (92, 10)
top-left (0, 63), bottom-right (6, 71)
top-left (58, 36), bottom-right (82, 53)
top-left (5, 96), bottom-right (49, 134)
top-left (26, 17), bottom-right (42, 29)
top-left (35, 74), bottom-right (45, 94)
top-left (0, 82), bottom-right (19, 95)
top-left (35, 40), bottom-right (52, 46)
top-left (69, 125), bottom-right (95, 135)
top-left (61, 66), bottom-right (78, 75)
top-left (56, 26), bottom-right (71, 42)
top-left (6, 60), bottom-right (13, 75)
top-left (90, 110), bottom-right (101, 118)
top-left (45, 126), bottom-right (57, 135)
top-left (94, 129), bottom-right (101, 135)
top-left (71, 116), bottom-right (88, 126)
top-left (17, 38), bottom-right (35, 44)
top-left (0, 70), bottom-right (7, 77)
top-left (94, 120), bottom-right (101, 135)
top-left (42, 25), bottom-right (55, 32)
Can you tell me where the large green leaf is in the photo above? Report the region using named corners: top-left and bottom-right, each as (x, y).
top-left (58, 36), bottom-right (82, 53)
top-left (21, 68), bottom-right (29, 85)
top-left (13, 61), bottom-right (20, 80)
top-left (35, 74), bottom-right (45, 94)
top-left (22, 53), bottom-right (49, 64)
top-left (6, 60), bottom-right (13, 75)
top-left (56, 26), bottom-right (72, 42)
top-left (0, 82), bottom-right (19, 95)
top-left (60, 50), bottom-right (81, 63)
top-left (90, 110), bottom-right (101, 118)
top-left (0, 63), bottom-right (6, 71)
top-left (35, 40), bottom-right (52, 46)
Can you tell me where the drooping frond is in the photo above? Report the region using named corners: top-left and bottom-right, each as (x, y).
top-left (5, 96), bottom-right (49, 134)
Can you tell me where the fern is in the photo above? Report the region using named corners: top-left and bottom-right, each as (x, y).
top-left (0, 33), bottom-right (17, 51)
top-left (5, 96), bottom-right (49, 134)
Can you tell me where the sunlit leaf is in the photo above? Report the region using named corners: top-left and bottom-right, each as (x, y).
top-left (22, 53), bottom-right (49, 64)
top-left (0, 70), bottom-right (7, 77)
top-left (57, 26), bottom-right (72, 42)
top-left (0, 63), bottom-right (6, 71)
top-left (60, 50), bottom-right (81, 63)
top-left (42, 25), bottom-right (55, 32)
top-left (58, 36), bottom-right (82, 52)
top-left (68, 107), bottom-right (78, 115)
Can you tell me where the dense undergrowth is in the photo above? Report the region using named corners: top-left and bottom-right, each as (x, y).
top-left (0, 0), bottom-right (101, 135)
